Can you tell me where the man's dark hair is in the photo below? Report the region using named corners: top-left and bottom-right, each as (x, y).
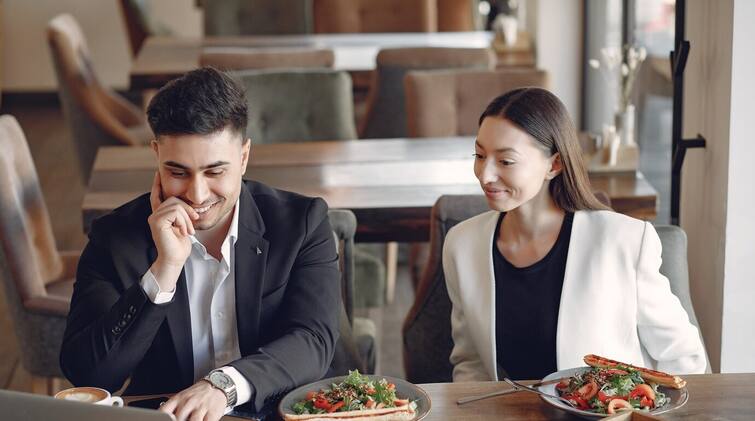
top-left (147, 67), bottom-right (248, 139)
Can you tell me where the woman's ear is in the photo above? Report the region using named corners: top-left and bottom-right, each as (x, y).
top-left (546, 153), bottom-right (563, 180)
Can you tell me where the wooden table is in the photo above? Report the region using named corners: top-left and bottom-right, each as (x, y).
top-left (83, 137), bottom-right (658, 242)
top-left (123, 373), bottom-right (755, 420)
top-left (132, 32), bottom-right (507, 90)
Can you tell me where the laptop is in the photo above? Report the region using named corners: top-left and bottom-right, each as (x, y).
top-left (0, 388), bottom-right (175, 421)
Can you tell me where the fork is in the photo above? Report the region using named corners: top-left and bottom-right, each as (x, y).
top-left (502, 377), bottom-right (579, 408)
top-left (456, 377), bottom-right (567, 406)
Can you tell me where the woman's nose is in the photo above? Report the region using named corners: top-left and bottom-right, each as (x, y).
top-left (477, 159), bottom-right (498, 184)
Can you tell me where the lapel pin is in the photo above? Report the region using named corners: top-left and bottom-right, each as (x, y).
top-left (256, 247), bottom-right (262, 255)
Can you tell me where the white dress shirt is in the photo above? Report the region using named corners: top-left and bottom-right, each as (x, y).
top-left (140, 201), bottom-right (253, 409)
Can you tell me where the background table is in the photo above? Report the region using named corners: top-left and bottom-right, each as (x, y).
top-left (131, 32), bottom-right (502, 90)
top-left (83, 137), bottom-right (658, 242)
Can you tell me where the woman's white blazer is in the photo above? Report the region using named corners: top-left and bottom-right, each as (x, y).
top-left (442, 209), bottom-right (707, 381)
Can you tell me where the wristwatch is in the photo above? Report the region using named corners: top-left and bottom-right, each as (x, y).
top-left (203, 369), bottom-right (237, 408)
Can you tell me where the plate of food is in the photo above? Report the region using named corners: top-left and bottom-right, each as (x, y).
top-left (279, 370), bottom-right (431, 420)
top-left (537, 354), bottom-right (689, 418)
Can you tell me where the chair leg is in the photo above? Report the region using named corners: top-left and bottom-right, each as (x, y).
top-left (31, 375), bottom-right (53, 395)
top-left (385, 242), bottom-right (398, 304)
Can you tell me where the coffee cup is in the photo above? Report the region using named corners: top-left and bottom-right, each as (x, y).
top-left (54, 386), bottom-right (123, 406)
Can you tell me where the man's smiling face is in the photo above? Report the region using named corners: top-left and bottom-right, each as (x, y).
top-left (152, 126), bottom-right (250, 231)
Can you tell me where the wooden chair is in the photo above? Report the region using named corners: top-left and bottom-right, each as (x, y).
top-left (117, 0), bottom-right (172, 57)
top-left (0, 115), bottom-right (79, 395)
top-left (402, 194), bottom-right (711, 383)
top-left (314, 0), bottom-right (436, 33)
top-left (204, 0), bottom-right (313, 35)
top-left (200, 48), bottom-right (334, 71)
top-left (47, 14), bottom-right (152, 182)
top-left (404, 68), bottom-right (549, 137)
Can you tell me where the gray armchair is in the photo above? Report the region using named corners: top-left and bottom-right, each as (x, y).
top-left (327, 209), bottom-right (377, 374)
top-left (204, 0), bottom-right (313, 35)
top-left (232, 69), bottom-right (357, 144)
top-left (0, 115), bottom-right (78, 394)
top-left (402, 195), bottom-right (710, 383)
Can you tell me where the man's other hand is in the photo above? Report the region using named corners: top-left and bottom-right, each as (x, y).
top-left (159, 381), bottom-right (227, 421)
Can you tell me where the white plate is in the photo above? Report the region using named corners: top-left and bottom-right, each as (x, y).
top-left (537, 367), bottom-right (689, 418)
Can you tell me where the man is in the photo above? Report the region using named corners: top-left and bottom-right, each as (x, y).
top-left (60, 68), bottom-right (341, 420)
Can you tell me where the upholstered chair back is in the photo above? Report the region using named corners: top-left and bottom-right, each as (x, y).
top-left (47, 14), bottom-right (152, 181)
top-left (361, 47), bottom-right (495, 139)
top-left (437, 0), bottom-right (478, 31)
top-left (233, 69), bottom-right (357, 144)
top-left (314, 0), bottom-right (436, 33)
top-left (204, 0), bottom-right (313, 35)
top-left (404, 68), bottom-right (549, 137)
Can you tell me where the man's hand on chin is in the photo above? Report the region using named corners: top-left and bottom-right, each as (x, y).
top-left (160, 381), bottom-right (227, 421)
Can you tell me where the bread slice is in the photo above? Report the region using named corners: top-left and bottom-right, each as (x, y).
top-left (282, 403), bottom-right (416, 421)
top-left (583, 354), bottom-right (686, 389)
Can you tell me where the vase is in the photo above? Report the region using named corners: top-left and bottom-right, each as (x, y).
top-left (614, 103), bottom-right (636, 146)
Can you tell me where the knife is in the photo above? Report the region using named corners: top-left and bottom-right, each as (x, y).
top-left (456, 377), bottom-right (567, 406)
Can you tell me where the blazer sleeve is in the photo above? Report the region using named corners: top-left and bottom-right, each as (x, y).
top-left (636, 222), bottom-right (707, 374)
top-left (60, 220), bottom-right (171, 391)
top-left (443, 230), bottom-right (491, 382)
top-left (228, 197), bottom-right (340, 410)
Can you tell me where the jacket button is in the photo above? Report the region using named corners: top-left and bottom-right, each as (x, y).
top-left (129, 306), bottom-right (136, 314)
top-left (118, 320), bottom-right (127, 327)
top-left (125, 313), bottom-right (132, 320)
top-left (112, 326), bottom-right (121, 334)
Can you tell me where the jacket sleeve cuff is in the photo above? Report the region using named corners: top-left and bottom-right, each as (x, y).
top-left (139, 270), bottom-right (176, 304)
top-left (219, 366), bottom-right (253, 409)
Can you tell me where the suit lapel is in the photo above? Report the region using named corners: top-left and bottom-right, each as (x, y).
top-left (234, 183), bottom-right (269, 355)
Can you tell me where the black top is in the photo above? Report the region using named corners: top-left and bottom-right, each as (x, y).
top-left (493, 211), bottom-right (574, 380)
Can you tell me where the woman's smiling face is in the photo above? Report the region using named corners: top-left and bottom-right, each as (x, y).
top-left (474, 116), bottom-right (559, 212)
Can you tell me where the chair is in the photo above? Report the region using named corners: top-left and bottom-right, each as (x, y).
top-left (118, 0), bottom-right (172, 57)
top-left (232, 69), bottom-right (357, 144)
top-left (313, 0), bottom-right (436, 33)
top-left (203, 0), bottom-right (313, 36)
top-left (404, 68), bottom-right (548, 137)
top-left (200, 48), bottom-right (334, 71)
top-left (437, 0), bottom-right (478, 31)
top-left (47, 14), bottom-right (152, 182)
top-left (402, 195), bottom-right (711, 383)
top-left (360, 47), bottom-right (495, 139)
top-left (326, 209), bottom-right (377, 374)
top-left (0, 115), bottom-right (79, 394)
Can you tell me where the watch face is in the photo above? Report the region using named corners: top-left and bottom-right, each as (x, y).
top-left (210, 371), bottom-right (233, 389)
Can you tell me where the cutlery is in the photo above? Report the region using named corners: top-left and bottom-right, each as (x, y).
top-left (502, 377), bottom-right (578, 408)
top-left (456, 377), bottom-right (566, 406)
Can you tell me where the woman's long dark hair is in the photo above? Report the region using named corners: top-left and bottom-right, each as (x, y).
top-left (479, 87), bottom-right (610, 212)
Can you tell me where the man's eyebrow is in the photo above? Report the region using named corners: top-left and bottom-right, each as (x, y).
top-left (162, 161), bottom-right (230, 170)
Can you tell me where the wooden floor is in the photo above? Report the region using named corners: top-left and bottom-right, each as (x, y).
top-left (0, 97), bottom-right (411, 394)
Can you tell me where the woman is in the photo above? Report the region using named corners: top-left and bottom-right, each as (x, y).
top-left (443, 88), bottom-right (707, 382)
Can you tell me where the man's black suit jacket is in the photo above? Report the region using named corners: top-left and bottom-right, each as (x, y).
top-left (60, 180), bottom-right (340, 411)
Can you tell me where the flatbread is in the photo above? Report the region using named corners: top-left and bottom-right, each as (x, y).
top-left (283, 403), bottom-right (416, 421)
top-left (583, 354), bottom-right (686, 389)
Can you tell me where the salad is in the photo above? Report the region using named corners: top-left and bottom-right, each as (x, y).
top-left (291, 370), bottom-right (416, 416)
top-left (556, 366), bottom-right (670, 414)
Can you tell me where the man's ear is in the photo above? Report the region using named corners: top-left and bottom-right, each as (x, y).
top-left (151, 139), bottom-right (159, 155)
top-left (240, 138), bottom-right (252, 172)
top-left (546, 152), bottom-right (563, 180)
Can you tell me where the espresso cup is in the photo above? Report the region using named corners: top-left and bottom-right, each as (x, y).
top-left (54, 386), bottom-right (123, 406)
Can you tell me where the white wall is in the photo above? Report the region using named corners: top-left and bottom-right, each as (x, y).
top-left (0, 0), bottom-right (200, 92)
top-left (719, 0), bottom-right (755, 373)
top-left (683, 0), bottom-right (755, 373)
top-left (533, 0), bottom-right (583, 127)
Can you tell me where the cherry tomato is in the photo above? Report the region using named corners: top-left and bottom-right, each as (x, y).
top-left (629, 384), bottom-right (656, 402)
top-left (556, 379), bottom-right (571, 391)
top-left (577, 381), bottom-right (599, 401)
top-left (314, 398), bottom-right (331, 410)
top-left (305, 391), bottom-right (316, 401)
top-left (365, 398), bottom-right (376, 409)
top-left (327, 401), bottom-right (345, 413)
top-left (598, 391), bottom-right (610, 403)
